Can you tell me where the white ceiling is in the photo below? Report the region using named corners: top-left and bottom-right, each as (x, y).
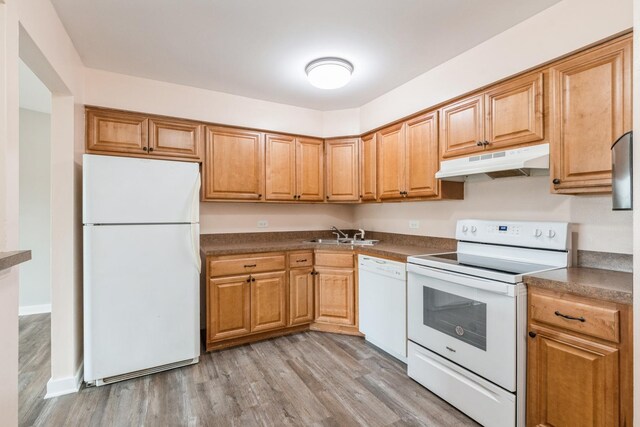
top-left (51, 0), bottom-right (560, 111)
top-left (19, 59), bottom-right (51, 114)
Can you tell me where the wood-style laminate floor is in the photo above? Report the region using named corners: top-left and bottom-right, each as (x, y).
top-left (19, 314), bottom-right (478, 426)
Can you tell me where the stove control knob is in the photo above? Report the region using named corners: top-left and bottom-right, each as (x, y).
top-left (533, 229), bottom-right (543, 238)
top-left (547, 229), bottom-right (556, 238)
top-left (470, 226), bottom-right (477, 233)
top-left (462, 225), bottom-right (468, 233)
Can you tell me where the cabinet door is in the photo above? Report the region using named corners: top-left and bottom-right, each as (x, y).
top-left (325, 138), bottom-right (359, 202)
top-left (376, 123), bottom-right (405, 200)
top-left (405, 112), bottom-right (439, 198)
top-left (86, 108), bottom-right (148, 155)
top-left (265, 133), bottom-right (296, 201)
top-left (149, 118), bottom-right (203, 161)
top-left (360, 133), bottom-right (377, 201)
top-left (484, 72), bottom-right (544, 149)
top-left (550, 36), bottom-right (631, 194)
top-left (527, 326), bottom-right (620, 427)
top-left (250, 271), bottom-right (287, 333)
top-left (203, 127), bottom-right (263, 200)
top-left (289, 268), bottom-right (314, 325)
top-left (439, 94), bottom-right (484, 159)
top-left (314, 267), bottom-right (355, 326)
top-left (296, 137), bottom-right (324, 201)
top-left (208, 276), bottom-right (251, 342)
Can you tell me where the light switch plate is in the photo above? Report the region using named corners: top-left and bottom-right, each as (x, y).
top-left (257, 220), bottom-right (269, 228)
top-left (409, 220), bottom-right (420, 229)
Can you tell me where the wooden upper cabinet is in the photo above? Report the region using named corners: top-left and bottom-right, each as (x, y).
top-left (148, 118), bottom-right (203, 161)
top-left (289, 268), bottom-right (314, 326)
top-left (325, 138), bottom-right (359, 202)
top-left (265, 133), bottom-right (296, 201)
top-left (250, 271), bottom-right (287, 333)
top-left (550, 36), bottom-right (631, 194)
top-left (377, 122), bottom-right (406, 200)
top-left (527, 326), bottom-right (620, 427)
top-left (405, 112), bottom-right (439, 198)
top-left (265, 135), bottom-right (323, 202)
top-left (296, 137), bottom-right (324, 201)
top-left (360, 134), bottom-right (377, 201)
top-left (440, 94), bottom-right (484, 159)
top-left (203, 126), bottom-right (264, 200)
top-left (208, 276), bottom-right (251, 342)
top-left (484, 72), bottom-right (544, 149)
top-left (87, 108), bottom-right (148, 155)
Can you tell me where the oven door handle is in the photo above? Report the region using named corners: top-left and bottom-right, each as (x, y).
top-left (407, 263), bottom-right (514, 296)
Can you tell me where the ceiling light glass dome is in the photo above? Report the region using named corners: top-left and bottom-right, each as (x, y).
top-left (305, 57), bottom-right (354, 90)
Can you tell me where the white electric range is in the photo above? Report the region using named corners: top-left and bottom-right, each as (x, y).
top-left (407, 219), bottom-right (570, 427)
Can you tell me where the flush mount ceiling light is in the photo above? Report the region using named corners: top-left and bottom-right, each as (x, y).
top-left (305, 57), bottom-right (354, 90)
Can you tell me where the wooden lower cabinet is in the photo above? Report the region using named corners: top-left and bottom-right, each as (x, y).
top-left (206, 249), bottom-right (360, 350)
top-left (250, 271), bottom-right (287, 333)
top-left (527, 287), bottom-right (632, 427)
top-left (527, 326), bottom-right (620, 427)
top-left (207, 275), bottom-right (251, 342)
top-left (289, 268), bottom-right (314, 325)
top-left (314, 267), bottom-right (355, 326)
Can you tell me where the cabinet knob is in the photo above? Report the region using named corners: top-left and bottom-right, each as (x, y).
top-left (552, 178), bottom-right (560, 185)
top-left (483, 141), bottom-right (490, 146)
top-left (528, 331), bottom-right (537, 338)
top-left (149, 147), bottom-right (154, 152)
top-left (258, 194), bottom-right (262, 198)
top-left (326, 196), bottom-right (330, 200)
top-left (476, 141), bottom-right (484, 147)
top-left (293, 195), bottom-right (297, 199)
top-left (359, 195), bottom-right (363, 199)
top-left (142, 146), bottom-right (148, 151)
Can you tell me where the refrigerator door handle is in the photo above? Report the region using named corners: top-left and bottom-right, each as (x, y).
top-left (189, 173), bottom-right (201, 223)
top-left (191, 223), bottom-right (201, 273)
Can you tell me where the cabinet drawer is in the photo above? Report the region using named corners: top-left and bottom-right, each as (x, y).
top-left (209, 254), bottom-right (286, 277)
top-left (529, 292), bottom-right (620, 343)
top-left (289, 252), bottom-right (313, 268)
top-left (314, 251), bottom-right (353, 268)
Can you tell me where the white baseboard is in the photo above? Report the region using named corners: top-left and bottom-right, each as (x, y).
top-left (45, 362), bottom-right (83, 399)
top-left (19, 303), bottom-right (51, 316)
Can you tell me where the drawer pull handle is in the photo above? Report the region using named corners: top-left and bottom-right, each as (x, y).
top-left (244, 264), bottom-right (257, 268)
top-left (296, 259), bottom-right (307, 263)
top-left (554, 310), bottom-right (585, 322)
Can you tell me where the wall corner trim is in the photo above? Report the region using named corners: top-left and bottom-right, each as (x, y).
top-left (44, 362), bottom-right (83, 399)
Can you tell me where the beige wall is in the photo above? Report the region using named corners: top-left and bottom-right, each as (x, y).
top-left (200, 203), bottom-right (354, 234)
top-left (355, 175), bottom-right (632, 254)
top-left (19, 108), bottom-right (52, 311)
top-left (0, 1), bottom-right (22, 424)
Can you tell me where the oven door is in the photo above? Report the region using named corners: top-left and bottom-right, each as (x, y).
top-left (408, 263), bottom-right (518, 392)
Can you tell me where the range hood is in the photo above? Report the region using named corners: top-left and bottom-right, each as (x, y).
top-left (435, 143), bottom-right (550, 181)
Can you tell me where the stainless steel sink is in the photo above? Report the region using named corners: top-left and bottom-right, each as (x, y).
top-left (304, 238), bottom-right (379, 246)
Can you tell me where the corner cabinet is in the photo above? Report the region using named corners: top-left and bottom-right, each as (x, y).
top-left (549, 35), bottom-right (632, 194)
top-left (325, 138), bottom-right (360, 202)
top-left (202, 126), bottom-right (264, 201)
top-left (360, 133), bottom-right (377, 201)
top-left (86, 107), bottom-right (203, 162)
top-left (526, 287), bottom-right (632, 427)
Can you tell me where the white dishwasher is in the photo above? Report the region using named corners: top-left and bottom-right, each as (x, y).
top-left (358, 255), bottom-right (407, 362)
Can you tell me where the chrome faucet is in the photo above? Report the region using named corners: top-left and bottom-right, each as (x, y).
top-left (331, 226), bottom-right (349, 240)
top-left (353, 229), bottom-right (365, 241)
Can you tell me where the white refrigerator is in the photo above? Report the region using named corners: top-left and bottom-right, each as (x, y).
top-left (83, 154), bottom-right (201, 386)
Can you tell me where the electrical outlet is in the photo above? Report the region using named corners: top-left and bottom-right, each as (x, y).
top-left (257, 220), bottom-right (269, 228)
top-left (409, 220), bottom-right (420, 229)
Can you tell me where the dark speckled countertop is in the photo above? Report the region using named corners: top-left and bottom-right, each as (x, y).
top-left (525, 267), bottom-right (633, 305)
top-left (200, 230), bottom-right (455, 261)
top-left (0, 250), bottom-right (32, 271)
